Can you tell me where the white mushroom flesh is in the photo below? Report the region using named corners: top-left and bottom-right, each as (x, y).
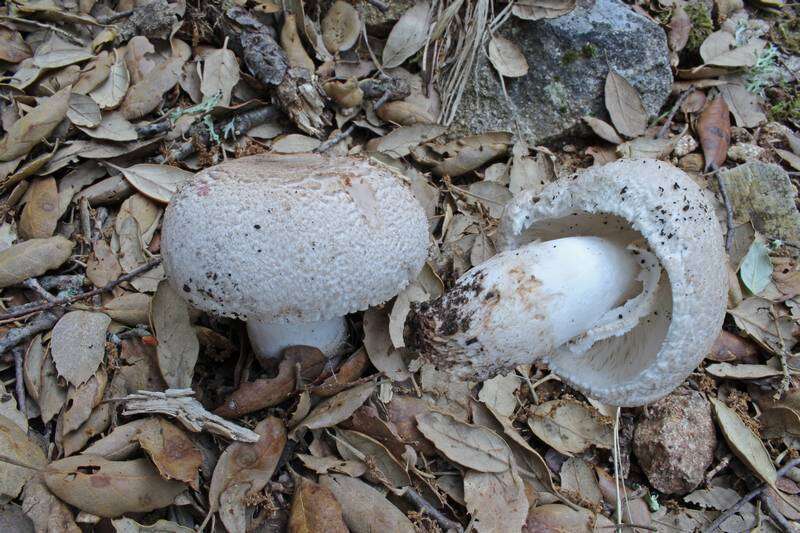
top-left (407, 236), bottom-right (661, 374)
top-left (247, 316), bottom-right (348, 361)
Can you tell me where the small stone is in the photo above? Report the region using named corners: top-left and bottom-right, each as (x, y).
top-left (727, 143), bottom-right (765, 163)
top-left (673, 135), bottom-right (699, 157)
top-left (452, 0), bottom-right (672, 144)
top-left (633, 389), bottom-right (716, 495)
top-left (678, 153), bottom-right (705, 173)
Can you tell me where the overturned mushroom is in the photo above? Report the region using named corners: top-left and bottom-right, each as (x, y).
top-left (162, 153), bottom-right (428, 363)
top-left (407, 159), bottom-right (727, 406)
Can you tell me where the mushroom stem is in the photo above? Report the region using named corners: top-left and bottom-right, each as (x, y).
top-left (247, 316), bottom-right (348, 362)
top-left (406, 236), bottom-right (650, 378)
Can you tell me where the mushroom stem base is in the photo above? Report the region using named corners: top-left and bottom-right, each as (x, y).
top-left (247, 316), bottom-right (348, 364)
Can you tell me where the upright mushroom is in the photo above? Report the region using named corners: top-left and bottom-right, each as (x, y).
top-left (162, 153), bottom-right (428, 363)
top-left (407, 159), bottom-right (727, 406)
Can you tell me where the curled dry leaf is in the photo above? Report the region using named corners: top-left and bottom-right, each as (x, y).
top-left (112, 517), bottom-right (194, 532)
top-left (488, 36), bottom-right (529, 78)
top-left (32, 35), bottom-right (93, 69)
top-left (281, 14), bottom-right (315, 71)
top-left (215, 346), bottom-right (325, 418)
top-left (382, 1), bottom-right (432, 69)
top-left (120, 40), bottom-right (190, 120)
top-left (527, 399), bottom-right (613, 455)
top-left (464, 468), bottom-right (528, 533)
top-left (322, 1), bottom-right (360, 53)
top-left (323, 78), bottom-right (364, 108)
top-left (583, 116), bottom-right (623, 145)
top-left (77, 112), bottom-right (137, 142)
top-left (90, 53), bottom-right (130, 110)
top-left (74, 51), bottom-right (114, 95)
top-left (669, 5), bottom-right (691, 53)
top-left (0, 26), bottom-right (32, 63)
top-left (699, 31), bottom-right (763, 68)
top-left (67, 92), bottom-right (101, 128)
top-left (99, 292), bottom-right (151, 326)
top-left (604, 70), bottom-right (647, 138)
top-left (18, 177), bottom-right (59, 239)
top-left (201, 45), bottom-right (239, 107)
top-left (151, 280), bottom-right (199, 389)
top-left (369, 124), bottom-right (446, 158)
top-left (697, 96), bottom-right (731, 171)
top-left (709, 397), bottom-right (777, 486)
top-left (22, 477), bottom-right (80, 533)
top-left (416, 411), bottom-right (512, 472)
top-left (335, 429), bottom-right (411, 487)
top-left (137, 417), bottom-right (202, 490)
top-left (376, 101), bottom-right (436, 126)
top-left (62, 368), bottom-right (107, 434)
top-left (50, 311), bottom-right (111, 386)
top-left (478, 373), bottom-right (520, 418)
top-left (82, 419), bottom-right (149, 460)
top-left (363, 306), bottom-right (411, 381)
top-left (311, 347), bottom-right (370, 397)
top-left (295, 381), bottom-right (376, 433)
top-left (288, 476), bottom-right (349, 533)
top-left (0, 87), bottom-right (70, 162)
top-left (209, 417), bottom-right (286, 530)
top-left (512, 0), bottom-right (576, 21)
top-left (0, 414), bottom-right (48, 499)
top-left (109, 163), bottom-right (193, 203)
top-left (43, 455), bottom-right (185, 517)
top-left (38, 347), bottom-right (68, 424)
top-left (319, 474), bottom-right (416, 533)
top-left (86, 239), bottom-right (122, 288)
top-left (272, 134), bottom-right (322, 153)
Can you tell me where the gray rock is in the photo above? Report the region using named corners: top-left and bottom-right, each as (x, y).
top-left (452, 0), bottom-right (672, 144)
top-left (633, 390), bottom-right (716, 495)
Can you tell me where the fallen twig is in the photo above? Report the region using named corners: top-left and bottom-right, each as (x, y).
top-left (0, 258), bottom-right (163, 322)
top-left (314, 125), bottom-right (356, 153)
top-left (760, 490), bottom-right (794, 533)
top-left (702, 457), bottom-right (800, 532)
top-left (713, 169), bottom-right (735, 253)
top-left (656, 86), bottom-right (694, 139)
top-left (153, 106), bottom-right (279, 164)
top-left (0, 310), bottom-right (63, 354)
top-left (120, 389), bottom-right (260, 442)
top-left (397, 486), bottom-right (464, 533)
top-left (12, 346), bottom-right (26, 416)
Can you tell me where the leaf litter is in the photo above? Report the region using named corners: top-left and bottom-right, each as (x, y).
top-left (0, 0), bottom-right (798, 531)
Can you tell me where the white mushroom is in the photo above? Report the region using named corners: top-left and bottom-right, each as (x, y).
top-left (407, 159), bottom-right (727, 406)
top-left (162, 154), bottom-right (428, 363)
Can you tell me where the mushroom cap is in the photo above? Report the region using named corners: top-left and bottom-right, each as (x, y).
top-left (498, 159), bottom-right (727, 405)
top-left (161, 153), bottom-right (429, 324)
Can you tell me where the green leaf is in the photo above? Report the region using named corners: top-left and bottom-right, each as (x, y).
top-left (739, 237), bottom-right (772, 294)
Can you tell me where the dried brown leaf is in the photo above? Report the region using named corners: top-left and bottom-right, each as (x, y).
top-left (151, 280), bottom-right (198, 389)
top-left (0, 414), bottom-right (47, 499)
top-left (18, 177), bottom-right (59, 239)
top-left (109, 163), bottom-right (192, 203)
top-left (62, 368), bottom-right (107, 434)
top-left (50, 311), bottom-right (110, 386)
top-left (281, 14), bottom-right (315, 71)
top-left (43, 455), bottom-right (185, 517)
top-left (0, 87), bottom-right (70, 162)
top-left (0, 26), bottom-right (32, 63)
top-left (208, 416), bottom-right (286, 525)
top-left (668, 5), bottom-right (691, 52)
top-left (512, 0), bottom-right (576, 20)
top-left (288, 476), bottom-right (349, 533)
top-left (488, 36), bottom-right (529, 78)
top-left (67, 92), bottom-right (101, 128)
top-left (86, 239), bottom-right (122, 288)
top-left (38, 347), bottom-right (67, 424)
top-left (363, 306), bottom-right (411, 380)
top-left (319, 474), bottom-right (416, 533)
top-left (99, 292), bottom-right (151, 326)
top-left (464, 468), bottom-right (528, 533)
top-left (112, 517), bottom-right (194, 532)
top-left (200, 46), bottom-right (239, 107)
top-left (697, 96), bottom-right (731, 171)
top-left (583, 116), bottom-right (623, 145)
top-left (416, 411), bottom-right (512, 472)
top-left (335, 429), bottom-right (411, 487)
top-left (90, 53), bottom-right (130, 110)
top-left (604, 70), bottom-right (647, 138)
top-left (710, 397), bottom-right (777, 486)
top-left (296, 381), bottom-right (375, 432)
top-left (120, 40), bottom-right (189, 120)
top-left (137, 417), bottom-right (202, 490)
top-left (322, 1), bottom-right (360, 53)
top-left (382, 1), bottom-right (432, 69)
top-left (528, 399), bottom-right (613, 455)
top-left (77, 112), bottom-right (137, 142)
top-left (22, 477), bottom-right (80, 533)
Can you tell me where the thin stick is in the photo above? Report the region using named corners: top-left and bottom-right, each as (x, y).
top-left (399, 486), bottom-right (463, 532)
top-left (0, 258), bottom-right (162, 322)
top-left (13, 346), bottom-right (26, 416)
top-left (0, 310), bottom-right (62, 355)
top-left (656, 86), bottom-right (694, 139)
top-left (313, 124), bottom-right (355, 153)
top-left (714, 169), bottom-right (735, 253)
top-left (612, 407), bottom-right (623, 528)
top-left (760, 491), bottom-right (794, 533)
top-left (702, 457), bottom-right (800, 533)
